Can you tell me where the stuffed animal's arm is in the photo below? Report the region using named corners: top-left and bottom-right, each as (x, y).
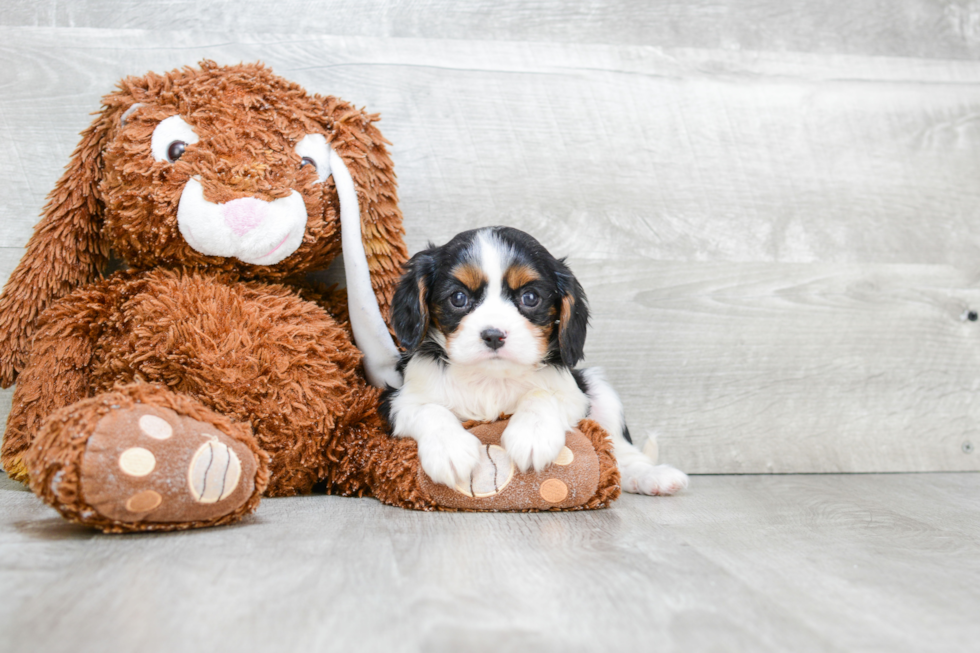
top-left (1, 284), bottom-right (111, 481)
top-left (294, 281), bottom-right (351, 330)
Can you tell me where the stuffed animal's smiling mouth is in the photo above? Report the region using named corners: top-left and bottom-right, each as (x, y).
top-left (176, 178), bottom-right (308, 266)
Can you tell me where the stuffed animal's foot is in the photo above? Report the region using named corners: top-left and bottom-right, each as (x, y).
top-left (620, 461), bottom-right (689, 496)
top-left (25, 384), bottom-right (268, 532)
top-left (419, 418), bottom-right (605, 511)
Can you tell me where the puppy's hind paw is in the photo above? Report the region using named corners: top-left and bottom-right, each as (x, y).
top-left (417, 429), bottom-right (482, 489)
top-left (621, 462), bottom-right (689, 496)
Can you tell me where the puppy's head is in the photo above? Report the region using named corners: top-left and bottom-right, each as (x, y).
top-left (391, 227), bottom-right (588, 369)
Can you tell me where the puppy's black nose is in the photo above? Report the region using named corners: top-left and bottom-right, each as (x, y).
top-left (480, 328), bottom-right (506, 351)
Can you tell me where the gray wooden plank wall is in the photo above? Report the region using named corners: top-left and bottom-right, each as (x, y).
top-left (1, 3), bottom-right (979, 473)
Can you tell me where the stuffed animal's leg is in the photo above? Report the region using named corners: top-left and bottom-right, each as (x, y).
top-left (579, 368), bottom-right (689, 496)
top-left (23, 383), bottom-right (268, 533)
top-left (1, 288), bottom-right (108, 482)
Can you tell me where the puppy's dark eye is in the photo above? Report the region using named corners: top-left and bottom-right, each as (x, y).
top-left (166, 141), bottom-right (187, 163)
top-left (300, 156), bottom-right (317, 171)
top-left (450, 291), bottom-right (469, 308)
top-left (521, 290), bottom-right (540, 308)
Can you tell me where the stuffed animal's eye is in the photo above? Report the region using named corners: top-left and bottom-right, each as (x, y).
top-left (450, 291), bottom-right (469, 308)
top-left (167, 141), bottom-right (187, 162)
top-left (521, 290), bottom-right (540, 308)
top-left (295, 134), bottom-right (332, 183)
top-left (151, 115), bottom-right (199, 163)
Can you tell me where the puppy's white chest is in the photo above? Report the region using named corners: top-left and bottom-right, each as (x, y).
top-left (442, 370), bottom-right (532, 421)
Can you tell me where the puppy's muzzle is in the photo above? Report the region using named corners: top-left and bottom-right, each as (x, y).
top-left (480, 328), bottom-right (507, 351)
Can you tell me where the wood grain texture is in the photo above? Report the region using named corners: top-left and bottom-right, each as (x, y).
top-left (5, 0), bottom-right (980, 60)
top-left (1, 471), bottom-right (977, 652)
top-left (1, 26), bottom-right (980, 472)
top-left (2, 28), bottom-right (980, 265)
top-left (579, 259), bottom-right (980, 473)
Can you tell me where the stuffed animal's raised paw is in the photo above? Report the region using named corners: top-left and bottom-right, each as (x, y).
top-left (418, 418), bottom-right (618, 511)
top-left (620, 461), bottom-right (689, 496)
top-left (25, 384), bottom-right (268, 532)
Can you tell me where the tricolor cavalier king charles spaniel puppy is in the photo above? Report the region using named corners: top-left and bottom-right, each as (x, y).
top-left (381, 226), bottom-right (688, 496)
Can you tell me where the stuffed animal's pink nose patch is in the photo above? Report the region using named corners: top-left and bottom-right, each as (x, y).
top-left (222, 198), bottom-right (268, 236)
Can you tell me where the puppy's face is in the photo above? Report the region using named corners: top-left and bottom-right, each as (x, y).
top-left (392, 227), bottom-right (589, 369)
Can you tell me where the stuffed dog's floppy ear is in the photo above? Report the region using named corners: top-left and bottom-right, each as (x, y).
top-left (0, 93), bottom-right (134, 387)
top-left (556, 261), bottom-right (589, 368)
top-left (390, 251), bottom-right (436, 354)
top-left (323, 98), bottom-right (409, 324)
top-left (322, 98), bottom-right (409, 388)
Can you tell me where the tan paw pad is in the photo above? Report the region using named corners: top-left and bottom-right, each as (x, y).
top-left (554, 446), bottom-right (574, 466)
top-left (126, 490), bottom-right (163, 513)
top-left (139, 414), bottom-right (173, 440)
top-left (455, 444), bottom-right (515, 498)
top-left (539, 478), bottom-right (569, 503)
top-left (188, 438), bottom-right (242, 504)
top-left (119, 447), bottom-right (156, 476)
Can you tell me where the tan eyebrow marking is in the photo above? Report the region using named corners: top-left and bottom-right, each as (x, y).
top-left (505, 264), bottom-right (540, 290)
top-left (452, 263), bottom-right (487, 291)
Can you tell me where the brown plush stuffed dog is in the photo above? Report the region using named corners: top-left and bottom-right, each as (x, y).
top-left (0, 61), bottom-right (618, 532)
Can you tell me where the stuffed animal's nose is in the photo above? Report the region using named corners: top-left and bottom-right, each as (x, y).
top-left (480, 328), bottom-right (506, 351)
top-left (222, 197), bottom-right (269, 236)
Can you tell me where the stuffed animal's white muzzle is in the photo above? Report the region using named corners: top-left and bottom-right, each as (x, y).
top-left (177, 178), bottom-right (308, 266)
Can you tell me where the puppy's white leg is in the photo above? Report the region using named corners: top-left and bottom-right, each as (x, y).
top-left (391, 402), bottom-right (482, 488)
top-left (502, 389), bottom-right (569, 472)
top-left (580, 368), bottom-right (689, 496)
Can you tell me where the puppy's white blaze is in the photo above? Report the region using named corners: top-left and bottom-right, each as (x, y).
top-left (330, 147), bottom-right (401, 389)
top-left (177, 178), bottom-right (307, 265)
top-left (447, 232), bottom-right (541, 367)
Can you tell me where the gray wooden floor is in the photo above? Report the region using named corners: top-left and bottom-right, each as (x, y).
top-left (1, 471), bottom-right (977, 653)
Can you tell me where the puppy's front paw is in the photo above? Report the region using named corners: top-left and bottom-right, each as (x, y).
top-left (417, 427), bottom-right (482, 488)
top-left (501, 413), bottom-right (567, 473)
top-left (621, 462), bottom-right (689, 496)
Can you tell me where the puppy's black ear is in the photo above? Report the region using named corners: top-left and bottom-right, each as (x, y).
top-left (556, 260), bottom-right (589, 368)
top-left (391, 250), bottom-right (436, 353)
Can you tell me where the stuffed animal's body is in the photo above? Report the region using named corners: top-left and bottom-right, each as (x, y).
top-left (0, 62), bottom-right (619, 532)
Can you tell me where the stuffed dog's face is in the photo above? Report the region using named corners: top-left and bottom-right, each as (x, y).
top-left (391, 227), bottom-right (589, 370)
top-left (98, 61), bottom-right (388, 279)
